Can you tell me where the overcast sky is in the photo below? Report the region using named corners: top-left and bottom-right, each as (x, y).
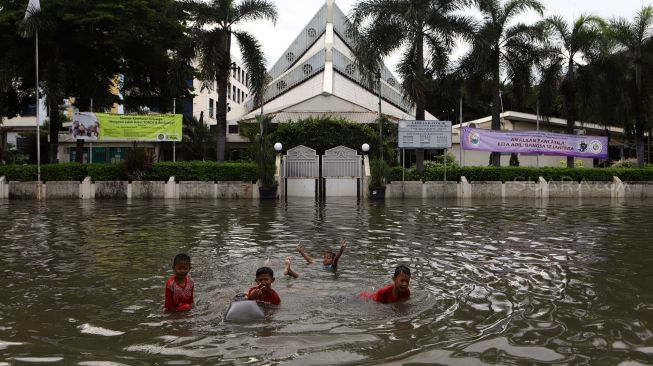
top-left (234, 0), bottom-right (651, 75)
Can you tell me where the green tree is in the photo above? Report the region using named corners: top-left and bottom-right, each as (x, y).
top-left (350, 0), bottom-right (474, 175)
top-left (187, 0), bottom-right (277, 162)
top-left (466, 0), bottom-right (545, 166)
top-left (610, 6), bottom-right (653, 168)
top-left (543, 14), bottom-right (606, 168)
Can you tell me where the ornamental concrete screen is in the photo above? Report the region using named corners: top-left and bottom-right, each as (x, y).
top-left (321, 146), bottom-right (361, 197)
top-left (283, 145), bottom-right (319, 198)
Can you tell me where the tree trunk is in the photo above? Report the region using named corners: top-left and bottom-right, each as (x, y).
top-left (415, 35), bottom-right (425, 176)
top-left (48, 97), bottom-right (61, 163)
top-left (0, 129), bottom-right (7, 164)
top-left (76, 139), bottom-right (84, 163)
top-left (490, 48), bottom-right (501, 167)
top-left (635, 58), bottom-right (645, 168)
top-left (565, 59), bottom-right (576, 168)
top-left (215, 31), bottom-right (231, 162)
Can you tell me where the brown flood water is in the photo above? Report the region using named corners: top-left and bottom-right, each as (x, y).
top-left (1, 198), bottom-right (653, 365)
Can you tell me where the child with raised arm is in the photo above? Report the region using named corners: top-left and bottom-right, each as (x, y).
top-left (285, 239), bottom-right (348, 278)
top-left (164, 253), bottom-right (195, 312)
top-left (360, 265), bottom-right (411, 303)
top-left (246, 267), bottom-right (281, 305)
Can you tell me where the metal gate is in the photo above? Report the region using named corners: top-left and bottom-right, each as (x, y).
top-left (321, 146), bottom-right (362, 197)
top-left (282, 145), bottom-right (319, 197)
top-left (281, 145), bottom-right (362, 198)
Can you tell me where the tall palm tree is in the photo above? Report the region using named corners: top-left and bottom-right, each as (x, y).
top-left (610, 6), bottom-right (653, 168)
top-left (544, 14), bottom-right (606, 168)
top-left (467, 0), bottom-right (545, 166)
top-left (350, 0), bottom-right (474, 175)
top-left (187, 0), bottom-right (277, 161)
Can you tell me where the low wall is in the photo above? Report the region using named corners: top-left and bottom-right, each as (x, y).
top-left (8, 181), bottom-right (42, 199)
top-left (131, 181), bottom-right (166, 199)
top-left (95, 181), bottom-right (128, 199)
top-left (46, 181), bottom-right (79, 199)
top-left (2, 175), bottom-right (653, 200)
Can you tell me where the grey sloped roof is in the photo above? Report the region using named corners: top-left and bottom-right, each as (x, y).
top-left (242, 111), bottom-right (397, 124)
top-left (244, 1), bottom-right (413, 118)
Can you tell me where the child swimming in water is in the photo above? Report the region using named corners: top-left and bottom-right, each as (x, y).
top-left (284, 239), bottom-right (348, 278)
top-left (246, 267), bottom-right (281, 305)
top-left (360, 265), bottom-right (411, 303)
top-left (164, 253), bottom-right (195, 312)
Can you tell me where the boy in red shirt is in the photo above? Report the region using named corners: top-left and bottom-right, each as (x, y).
top-left (360, 265), bottom-right (411, 303)
top-left (246, 267), bottom-right (281, 305)
top-left (164, 253), bottom-right (195, 312)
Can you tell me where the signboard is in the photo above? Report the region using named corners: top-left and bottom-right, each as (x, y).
top-left (72, 112), bottom-right (182, 141)
top-left (461, 127), bottom-right (608, 158)
top-left (398, 120), bottom-right (452, 149)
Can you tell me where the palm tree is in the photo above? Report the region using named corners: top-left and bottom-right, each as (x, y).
top-left (467, 0), bottom-right (545, 166)
top-left (610, 6), bottom-right (653, 168)
top-left (543, 14), bottom-right (606, 168)
top-left (350, 0), bottom-right (474, 175)
top-left (187, 0), bottom-right (277, 161)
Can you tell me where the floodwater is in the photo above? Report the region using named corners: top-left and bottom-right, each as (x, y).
top-left (1, 198), bottom-right (653, 365)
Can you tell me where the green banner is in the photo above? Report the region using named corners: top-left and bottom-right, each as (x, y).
top-left (72, 112), bottom-right (182, 141)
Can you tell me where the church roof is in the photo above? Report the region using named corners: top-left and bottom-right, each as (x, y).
top-left (242, 0), bottom-right (424, 122)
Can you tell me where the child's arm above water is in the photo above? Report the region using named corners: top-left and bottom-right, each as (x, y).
top-left (332, 239), bottom-right (347, 267)
top-left (296, 244), bottom-right (315, 264)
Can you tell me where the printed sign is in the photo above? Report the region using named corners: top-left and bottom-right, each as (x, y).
top-left (461, 128), bottom-right (608, 158)
top-left (72, 112), bottom-right (182, 141)
top-left (398, 120), bottom-right (452, 149)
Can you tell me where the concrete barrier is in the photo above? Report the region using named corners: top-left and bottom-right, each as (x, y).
top-left (165, 177), bottom-right (178, 199)
top-left (8, 181), bottom-right (42, 199)
top-left (505, 181), bottom-right (540, 198)
top-left (580, 181), bottom-right (612, 198)
top-left (80, 177), bottom-right (93, 199)
top-left (95, 181), bottom-right (128, 199)
top-left (624, 181), bottom-right (653, 198)
top-left (423, 181), bottom-right (458, 198)
top-left (216, 181), bottom-right (254, 199)
top-left (548, 181), bottom-right (579, 198)
top-left (0, 176), bottom-right (7, 199)
top-left (470, 181), bottom-right (503, 198)
top-left (459, 176), bottom-right (471, 199)
top-left (386, 181), bottom-right (422, 199)
top-left (178, 181), bottom-right (215, 199)
top-left (131, 181), bottom-right (166, 199)
top-left (45, 181), bottom-right (79, 199)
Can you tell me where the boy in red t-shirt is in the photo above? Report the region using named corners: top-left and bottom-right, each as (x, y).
top-left (164, 253), bottom-right (195, 312)
top-left (360, 265), bottom-right (411, 303)
top-left (246, 267), bottom-right (281, 305)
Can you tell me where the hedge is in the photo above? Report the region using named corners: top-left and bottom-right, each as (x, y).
top-left (389, 165), bottom-right (653, 182)
top-left (0, 161), bottom-right (257, 182)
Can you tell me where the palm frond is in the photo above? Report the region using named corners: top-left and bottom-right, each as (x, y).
top-left (233, 30), bottom-right (268, 107)
top-left (233, 0), bottom-right (277, 26)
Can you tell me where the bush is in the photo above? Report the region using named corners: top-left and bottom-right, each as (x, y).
top-left (387, 165), bottom-right (653, 182)
top-left (0, 161), bottom-right (257, 182)
top-left (369, 159), bottom-right (390, 187)
top-left (144, 161), bottom-right (257, 182)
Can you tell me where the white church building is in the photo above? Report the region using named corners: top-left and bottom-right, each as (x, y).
top-left (237, 0), bottom-right (434, 128)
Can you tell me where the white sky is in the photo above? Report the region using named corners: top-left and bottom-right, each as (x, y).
top-left (234, 0), bottom-right (650, 76)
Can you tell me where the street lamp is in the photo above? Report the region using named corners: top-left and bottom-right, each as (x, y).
top-left (361, 143), bottom-right (370, 153)
top-left (274, 142), bottom-right (283, 152)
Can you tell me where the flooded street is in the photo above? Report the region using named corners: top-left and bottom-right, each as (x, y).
top-left (1, 198), bottom-right (653, 365)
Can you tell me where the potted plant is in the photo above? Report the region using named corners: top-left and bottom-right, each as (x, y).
top-left (255, 116), bottom-right (278, 199)
top-left (369, 158), bottom-right (389, 199)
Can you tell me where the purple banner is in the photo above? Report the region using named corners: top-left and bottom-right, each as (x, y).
top-left (461, 128), bottom-right (608, 158)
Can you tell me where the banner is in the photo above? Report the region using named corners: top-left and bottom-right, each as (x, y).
top-left (72, 112), bottom-right (182, 141)
top-left (461, 128), bottom-right (608, 159)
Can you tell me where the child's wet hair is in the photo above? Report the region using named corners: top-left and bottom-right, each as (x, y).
top-left (394, 265), bottom-right (411, 277)
top-left (173, 253), bottom-right (191, 265)
top-left (256, 266), bottom-right (274, 277)
top-left (325, 250), bottom-right (336, 258)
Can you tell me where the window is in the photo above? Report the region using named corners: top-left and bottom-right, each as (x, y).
top-left (345, 64), bottom-right (356, 76)
top-left (286, 52), bottom-right (295, 63)
top-left (228, 124), bottom-right (239, 134)
top-left (277, 80), bottom-right (287, 91)
top-left (209, 98), bottom-right (214, 118)
top-left (303, 64), bottom-right (313, 75)
top-left (232, 85), bottom-right (236, 101)
top-left (307, 28), bottom-right (317, 38)
top-left (236, 88), bottom-right (241, 103)
top-left (236, 67), bottom-right (241, 82)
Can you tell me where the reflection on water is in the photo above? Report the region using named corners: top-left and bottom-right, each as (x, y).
top-left (1, 198), bottom-right (653, 365)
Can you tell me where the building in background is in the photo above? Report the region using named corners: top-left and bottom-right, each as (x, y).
top-left (239, 0), bottom-right (435, 125)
